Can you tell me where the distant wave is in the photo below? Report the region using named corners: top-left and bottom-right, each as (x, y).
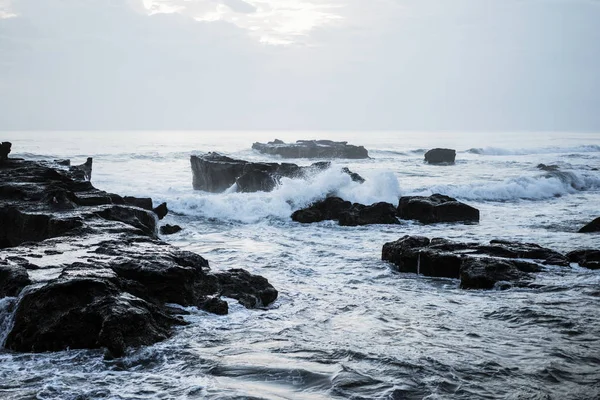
top-left (168, 168), bottom-right (401, 223)
top-left (465, 145), bottom-right (600, 156)
top-left (417, 170), bottom-right (600, 201)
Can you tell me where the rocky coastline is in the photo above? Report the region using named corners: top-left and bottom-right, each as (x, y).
top-left (0, 149), bottom-right (278, 357)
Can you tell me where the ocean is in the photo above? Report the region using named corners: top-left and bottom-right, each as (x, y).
top-left (1, 130), bottom-right (600, 399)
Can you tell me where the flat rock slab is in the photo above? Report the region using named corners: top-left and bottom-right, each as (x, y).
top-left (0, 157), bottom-right (278, 357)
top-left (252, 139), bottom-right (369, 159)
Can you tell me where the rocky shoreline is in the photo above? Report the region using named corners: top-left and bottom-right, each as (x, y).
top-left (0, 152), bottom-right (278, 357)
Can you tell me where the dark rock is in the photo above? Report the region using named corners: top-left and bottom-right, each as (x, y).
top-left (124, 196), bottom-right (153, 210)
top-left (54, 159), bottom-right (71, 166)
top-left (338, 202), bottom-right (399, 226)
top-left (292, 197), bottom-right (398, 226)
top-left (0, 141), bottom-right (11, 161)
top-left (382, 235), bottom-right (549, 289)
top-left (70, 157), bottom-right (93, 181)
top-left (214, 269), bottom-right (279, 308)
top-left (397, 194), bottom-right (479, 224)
top-left (160, 224), bottom-right (182, 235)
top-left (0, 153), bottom-right (279, 356)
top-left (153, 202), bottom-right (168, 220)
top-left (252, 139), bottom-right (369, 159)
top-left (424, 148), bottom-right (456, 164)
top-left (478, 240), bottom-right (569, 265)
top-left (579, 217), bottom-right (600, 233)
top-left (537, 163), bottom-right (560, 172)
top-left (342, 167), bottom-right (366, 183)
top-left (567, 249), bottom-right (600, 269)
top-left (191, 153), bottom-right (364, 193)
top-left (0, 264), bottom-right (31, 297)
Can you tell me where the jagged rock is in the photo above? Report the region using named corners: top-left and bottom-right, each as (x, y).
top-left (252, 139), bottom-right (369, 159)
top-left (190, 153), bottom-right (363, 193)
top-left (124, 196), bottom-right (153, 210)
top-left (382, 235), bottom-right (554, 289)
top-left (537, 163), bottom-right (560, 172)
top-left (579, 217), bottom-right (600, 233)
top-left (70, 157), bottom-right (93, 181)
top-left (0, 153), bottom-right (279, 356)
top-left (397, 194), bottom-right (480, 224)
top-left (567, 249), bottom-right (600, 270)
top-left (0, 141), bottom-right (11, 161)
top-left (0, 264), bottom-right (31, 297)
top-left (153, 202), bottom-right (168, 220)
top-left (424, 148), bottom-right (456, 164)
top-left (292, 197), bottom-right (398, 226)
top-left (160, 224), bottom-right (182, 235)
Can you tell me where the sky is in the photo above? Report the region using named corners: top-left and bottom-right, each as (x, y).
top-left (0, 0), bottom-right (599, 131)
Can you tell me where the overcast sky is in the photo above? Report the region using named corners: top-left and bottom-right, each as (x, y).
top-left (0, 0), bottom-right (599, 131)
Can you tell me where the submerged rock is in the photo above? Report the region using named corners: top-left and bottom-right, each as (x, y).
top-left (579, 217), bottom-right (600, 233)
top-left (397, 194), bottom-right (480, 224)
top-left (0, 153), bottom-right (278, 357)
top-left (252, 139), bottom-right (369, 159)
top-left (382, 235), bottom-right (562, 290)
top-left (160, 224), bottom-right (182, 235)
top-left (190, 152), bottom-right (363, 193)
top-left (567, 249), bottom-right (600, 270)
top-left (424, 148), bottom-right (456, 164)
top-left (292, 197), bottom-right (399, 226)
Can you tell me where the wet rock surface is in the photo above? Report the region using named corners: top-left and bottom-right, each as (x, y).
top-left (0, 142), bottom-right (11, 161)
top-left (579, 217), bottom-right (600, 233)
top-left (567, 249), bottom-right (600, 270)
top-left (381, 236), bottom-right (571, 290)
top-left (191, 152), bottom-right (364, 193)
top-left (424, 148), bottom-right (456, 164)
top-left (0, 156), bottom-right (278, 357)
top-left (160, 224), bottom-right (183, 235)
top-left (397, 194), bottom-right (480, 224)
top-left (292, 197), bottom-right (399, 226)
top-left (252, 139), bottom-right (369, 159)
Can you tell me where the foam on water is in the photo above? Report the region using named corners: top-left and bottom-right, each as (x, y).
top-left (465, 144), bottom-right (600, 156)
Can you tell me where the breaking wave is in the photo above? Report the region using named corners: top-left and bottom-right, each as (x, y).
top-left (465, 145), bottom-right (600, 156)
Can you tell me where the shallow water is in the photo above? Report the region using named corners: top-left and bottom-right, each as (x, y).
top-left (1, 131), bottom-right (600, 399)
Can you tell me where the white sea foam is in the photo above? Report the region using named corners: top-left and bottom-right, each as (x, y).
top-left (416, 171), bottom-right (600, 201)
top-left (465, 145), bottom-right (600, 156)
top-left (167, 167), bottom-right (401, 223)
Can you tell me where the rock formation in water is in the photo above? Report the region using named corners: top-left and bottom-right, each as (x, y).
top-left (578, 217), bottom-right (600, 233)
top-left (0, 153), bottom-right (278, 357)
top-left (0, 142), bottom-right (11, 161)
top-left (291, 197), bottom-right (399, 226)
top-left (382, 236), bottom-right (571, 289)
top-left (424, 148), bottom-right (456, 164)
top-left (567, 249), bottom-right (600, 269)
top-left (190, 152), bottom-right (364, 193)
top-left (252, 139), bottom-right (369, 159)
top-left (397, 194), bottom-right (480, 223)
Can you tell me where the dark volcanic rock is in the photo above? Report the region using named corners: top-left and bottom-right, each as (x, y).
top-left (0, 264), bottom-right (31, 297)
top-left (191, 152), bottom-right (363, 193)
top-left (424, 148), bottom-right (456, 164)
top-left (0, 153), bottom-right (279, 356)
top-left (397, 194), bottom-right (479, 224)
top-left (0, 141), bottom-right (12, 161)
top-left (292, 197), bottom-right (398, 226)
top-left (567, 249), bottom-right (600, 270)
top-left (153, 202), bottom-right (168, 220)
top-left (160, 224), bottom-right (182, 235)
top-left (252, 139), bottom-right (369, 159)
top-left (382, 235), bottom-right (554, 289)
top-left (579, 217), bottom-right (600, 233)
top-left (70, 157), bottom-right (93, 181)
top-left (124, 196), bottom-right (153, 210)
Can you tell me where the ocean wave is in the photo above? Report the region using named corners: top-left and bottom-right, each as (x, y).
top-left (417, 170), bottom-right (600, 201)
top-left (167, 168), bottom-right (401, 223)
top-left (465, 145), bottom-right (600, 156)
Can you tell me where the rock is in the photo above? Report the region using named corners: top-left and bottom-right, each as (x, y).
top-left (579, 217), bottom-right (600, 233)
top-left (124, 196), bottom-right (153, 210)
top-left (153, 202), bottom-right (168, 220)
top-left (397, 194), bottom-right (479, 224)
top-left (537, 163), bottom-right (560, 172)
top-left (382, 235), bottom-right (552, 289)
top-left (0, 141), bottom-right (11, 161)
top-left (478, 240), bottom-right (569, 265)
top-left (70, 157), bottom-right (93, 181)
top-left (292, 197), bottom-right (398, 226)
top-left (567, 249), bottom-right (600, 269)
top-left (160, 224), bottom-right (182, 235)
top-left (0, 152), bottom-right (279, 356)
top-left (0, 264), bottom-right (31, 297)
top-left (338, 202), bottom-right (399, 226)
top-left (214, 269), bottom-right (279, 308)
top-left (424, 148), bottom-right (456, 164)
top-left (252, 139), bottom-right (369, 159)
top-left (191, 153), bottom-right (363, 193)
